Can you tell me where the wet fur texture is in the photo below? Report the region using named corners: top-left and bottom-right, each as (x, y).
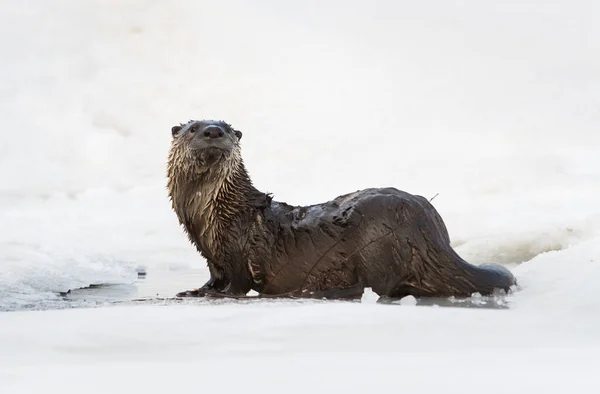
top-left (167, 120), bottom-right (517, 299)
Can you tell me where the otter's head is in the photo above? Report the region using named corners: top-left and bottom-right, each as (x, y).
top-left (169, 119), bottom-right (243, 172)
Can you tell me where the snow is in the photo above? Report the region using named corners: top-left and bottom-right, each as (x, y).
top-left (1, 303), bottom-right (599, 393)
top-left (399, 295), bottom-right (418, 306)
top-left (1, 0), bottom-right (600, 392)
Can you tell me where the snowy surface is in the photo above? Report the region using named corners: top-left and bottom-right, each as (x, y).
top-left (1, 301), bottom-right (599, 393)
top-left (1, 0), bottom-right (600, 392)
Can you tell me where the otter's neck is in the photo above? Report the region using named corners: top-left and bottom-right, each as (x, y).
top-left (172, 159), bottom-right (270, 261)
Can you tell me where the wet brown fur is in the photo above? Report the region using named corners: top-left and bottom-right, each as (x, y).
top-left (167, 120), bottom-right (517, 300)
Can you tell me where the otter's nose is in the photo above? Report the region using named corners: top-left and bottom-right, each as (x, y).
top-left (201, 125), bottom-right (224, 139)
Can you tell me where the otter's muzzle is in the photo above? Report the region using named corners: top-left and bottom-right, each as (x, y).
top-left (189, 123), bottom-right (233, 167)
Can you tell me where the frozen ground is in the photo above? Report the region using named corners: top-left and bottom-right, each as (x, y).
top-left (1, 0), bottom-right (600, 392)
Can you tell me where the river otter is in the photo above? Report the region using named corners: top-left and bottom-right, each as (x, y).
top-left (167, 119), bottom-right (516, 300)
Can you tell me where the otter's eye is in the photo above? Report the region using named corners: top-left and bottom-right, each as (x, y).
top-left (189, 126), bottom-right (196, 133)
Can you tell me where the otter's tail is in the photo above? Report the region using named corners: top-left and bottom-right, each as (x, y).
top-left (459, 259), bottom-right (517, 296)
top-left (409, 194), bottom-right (517, 297)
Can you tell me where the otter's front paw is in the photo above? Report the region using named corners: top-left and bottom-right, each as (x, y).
top-left (175, 288), bottom-right (207, 297)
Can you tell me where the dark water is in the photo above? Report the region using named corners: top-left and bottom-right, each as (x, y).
top-left (7, 267), bottom-right (512, 311)
top-left (63, 267), bottom-right (208, 304)
top-left (67, 279), bottom-right (511, 311)
top-left (376, 295), bottom-right (511, 309)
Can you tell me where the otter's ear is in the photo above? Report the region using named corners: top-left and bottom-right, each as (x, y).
top-left (171, 125), bottom-right (183, 138)
top-left (233, 129), bottom-right (242, 140)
